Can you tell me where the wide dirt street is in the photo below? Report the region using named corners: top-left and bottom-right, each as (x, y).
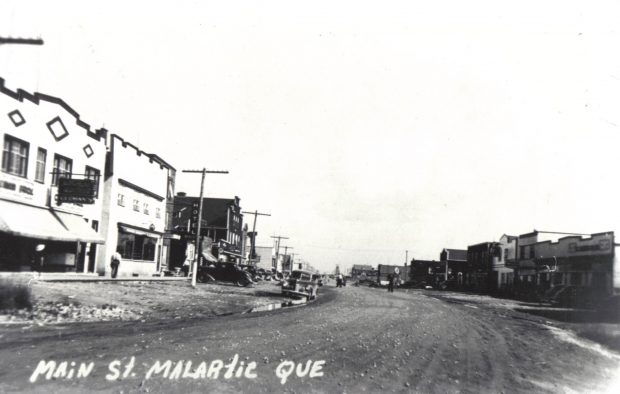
top-left (1, 284), bottom-right (619, 393)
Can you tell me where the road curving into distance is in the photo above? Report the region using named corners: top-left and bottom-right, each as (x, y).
top-left (1, 284), bottom-right (618, 393)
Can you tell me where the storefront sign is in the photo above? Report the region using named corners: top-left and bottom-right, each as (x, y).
top-left (189, 201), bottom-right (200, 234)
top-left (57, 178), bottom-right (96, 204)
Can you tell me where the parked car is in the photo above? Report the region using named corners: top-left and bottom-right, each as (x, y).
top-left (197, 263), bottom-right (253, 287)
top-left (549, 286), bottom-right (599, 308)
top-left (282, 270), bottom-right (319, 300)
top-left (312, 274), bottom-right (323, 287)
top-left (540, 285), bottom-right (568, 304)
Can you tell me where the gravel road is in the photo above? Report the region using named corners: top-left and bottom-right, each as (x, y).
top-left (1, 285), bottom-right (619, 393)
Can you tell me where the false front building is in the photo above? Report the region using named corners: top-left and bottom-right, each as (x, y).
top-left (97, 134), bottom-right (175, 277)
top-left (0, 78), bottom-right (105, 272)
top-left (169, 195), bottom-right (244, 270)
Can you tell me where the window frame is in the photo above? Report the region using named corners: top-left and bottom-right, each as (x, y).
top-left (117, 193), bottom-right (125, 207)
top-left (84, 165), bottom-right (100, 198)
top-left (52, 154), bottom-right (73, 186)
top-left (2, 134), bottom-right (30, 178)
top-left (35, 147), bottom-right (47, 183)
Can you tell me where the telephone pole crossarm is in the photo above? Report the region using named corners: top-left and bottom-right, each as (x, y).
top-left (241, 210), bottom-right (271, 262)
top-left (0, 37), bottom-right (44, 46)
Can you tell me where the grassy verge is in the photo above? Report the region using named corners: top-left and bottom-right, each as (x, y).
top-left (0, 278), bottom-right (32, 310)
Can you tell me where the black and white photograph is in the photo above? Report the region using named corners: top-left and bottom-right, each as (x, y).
top-left (1, 1), bottom-right (619, 393)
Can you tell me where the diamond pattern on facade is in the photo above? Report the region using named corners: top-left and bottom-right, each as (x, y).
top-left (8, 110), bottom-right (25, 127)
top-left (46, 116), bottom-right (69, 141)
top-left (83, 144), bottom-right (94, 158)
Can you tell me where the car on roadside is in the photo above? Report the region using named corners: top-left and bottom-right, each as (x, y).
top-left (197, 262), bottom-right (254, 287)
top-left (282, 270), bottom-right (319, 300)
top-left (549, 285), bottom-right (599, 308)
top-left (540, 285), bottom-right (568, 304)
top-left (312, 274), bottom-right (324, 287)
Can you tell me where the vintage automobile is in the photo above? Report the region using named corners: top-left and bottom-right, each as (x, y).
top-left (312, 274), bottom-right (324, 287)
top-left (196, 262), bottom-right (254, 287)
top-left (549, 285), bottom-right (600, 308)
top-left (282, 270), bottom-right (319, 300)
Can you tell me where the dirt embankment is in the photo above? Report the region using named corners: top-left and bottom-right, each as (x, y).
top-left (0, 280), bottom-right (286, 325)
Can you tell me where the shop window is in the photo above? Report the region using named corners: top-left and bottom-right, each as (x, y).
top-left (570, 272), bottom-right (582, 285)
top-left (553, 272), bottom-right (563, 285)
top-left (2, 135), bottom-right (29, 178)
top-left (52, 154), bottom-right (72, 185)
top-left (85, 166), bottom-right (100, 197)
top-left (35, 148), bottom-right (47, 183)
top-left (117, 232), bottom-right (157, 261)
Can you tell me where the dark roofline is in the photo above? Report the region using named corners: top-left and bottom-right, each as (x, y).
top-left (531, 231), bottom-right (614, 247)
top-left (0, 77), bottom-right (105, 142)
top-left (468, 241), bottom-right (501, 248)
top-left (111, 134), bottom-right (175, 170)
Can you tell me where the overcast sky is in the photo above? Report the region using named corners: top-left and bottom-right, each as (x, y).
top-left (2, 1), bottom-right (619, 272)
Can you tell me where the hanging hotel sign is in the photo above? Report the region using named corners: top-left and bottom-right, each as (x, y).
top-left (189, 201), bottom-right (200, 234)
top-left (57, 177), bottom-right (97, 204)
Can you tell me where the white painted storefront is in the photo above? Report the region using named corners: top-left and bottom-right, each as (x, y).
top-left (97, 134), bottom-right (173, 277)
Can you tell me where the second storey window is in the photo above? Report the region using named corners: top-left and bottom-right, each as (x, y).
top-left (2, 135), bottom-right (29, 178)
top-left (117, 193), bottom-right (125, 206)
top-left (85, 166), bottom-right (100, 197)
top-left (35, 148), bottom-right (47, 183)
top-left (133, 199), bottom-right (140, 212)
top-left (143, 202), bottom-right (149, 215)
top-left (52, 154), bottom-right (72, 185)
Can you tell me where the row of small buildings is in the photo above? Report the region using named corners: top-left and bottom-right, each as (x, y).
top-left (349, 230), bottom-right (620, 299)
top-left (415, 230), bottom-right (620, 298)
top-left (0, 78), bottom-right (251, 277)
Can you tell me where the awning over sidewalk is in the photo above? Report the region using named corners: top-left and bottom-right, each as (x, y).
top-left (118, 224), bottom-right (163, 237)
top-left (0, 199), bottom-right (104, 244)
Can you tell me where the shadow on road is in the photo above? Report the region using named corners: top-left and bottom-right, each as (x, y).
top-left (514, 307), bottom-right (620, 324)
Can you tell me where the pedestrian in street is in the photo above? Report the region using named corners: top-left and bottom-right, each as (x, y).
top-left (336, 274), bottom-right (343, 288)
top-left (111, 249), bottom-right (122, 279)
top-left (31, 244), bottom-right (46, 273)
top-left (387, 274), bottom-right (394, 293)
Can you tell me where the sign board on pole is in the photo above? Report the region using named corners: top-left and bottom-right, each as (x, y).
top-left (189, 201), bottom-right (200, 234)
top-left (57, 178), bottom-right (97, 204)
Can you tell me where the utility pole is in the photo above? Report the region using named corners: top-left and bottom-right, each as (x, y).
top-left (241, 210), bottom-right (271, 263)
top-left (283, 246), bottom-right (294, 273)
top-left (405, 250), bottom-right (408, 265)
top-left (291, 253), bottom-right (300, 271)
top-left (270, 235), bottom-right (289, 273)
top-left (182, 168), bottom-right (229, 287)
top-left (0, 37), bottom-right (44, 46)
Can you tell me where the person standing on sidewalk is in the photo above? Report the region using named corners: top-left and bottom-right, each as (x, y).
top-left (110, 249), bottom-right (122, 278)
